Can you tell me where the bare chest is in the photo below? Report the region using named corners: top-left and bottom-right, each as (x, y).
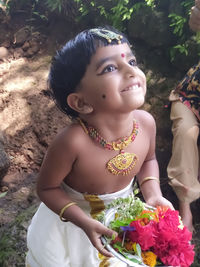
top-left (66, 131), bottom-right (150, 194)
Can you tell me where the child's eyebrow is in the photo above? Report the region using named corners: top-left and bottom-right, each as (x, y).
top-left (95, 51), bottom-right (134, 71)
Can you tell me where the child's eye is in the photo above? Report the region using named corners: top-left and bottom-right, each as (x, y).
top-left (129, 59), bottom-right (137, 66)
top-left (101, 65), bottom-right (117, 74)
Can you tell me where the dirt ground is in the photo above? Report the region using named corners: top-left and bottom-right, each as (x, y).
top-left (0, 50), bottom-right (73, 265)
top-left (0, 47), bottom-right (74, 206)
top-left (0, 34), bottom-right (200, 266)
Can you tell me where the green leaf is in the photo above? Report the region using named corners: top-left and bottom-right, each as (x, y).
top-left (113, 243), bottom-right (125, 253)
top-left (0, 191), bottom-right (7, 198)
top-left (196, 32), bottom-right (200, 44)
top-left (112, 233), bottom-right (116, 240)
top-left (90, 1), bottom-right (95, 7)
top-left (135, 243), bottom-right (142, 258)
top-left (123, 252), bottom-right (143, 264)
top-left (110, 218), bottom-right (133, 230)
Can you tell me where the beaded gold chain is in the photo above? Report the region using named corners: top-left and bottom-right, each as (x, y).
top-left (78, 118), bottom-right (139, 175)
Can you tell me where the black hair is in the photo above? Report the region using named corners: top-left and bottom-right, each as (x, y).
top-left (49, 26), bottom-right (130, 119)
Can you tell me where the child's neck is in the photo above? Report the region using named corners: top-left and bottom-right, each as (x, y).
top-left (79, 112), bottom-right (136, 141)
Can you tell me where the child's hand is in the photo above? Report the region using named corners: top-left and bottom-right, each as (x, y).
top-left (82, 217), bottom-right (116, 257)
top-left (145, 195), bottom-right (174, 210)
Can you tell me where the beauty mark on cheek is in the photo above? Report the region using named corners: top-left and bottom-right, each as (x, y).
top-left (102, 94), bottom-right (106, 99)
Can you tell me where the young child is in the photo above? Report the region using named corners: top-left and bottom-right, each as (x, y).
top-left (26, 26), bottom-right (173, 267)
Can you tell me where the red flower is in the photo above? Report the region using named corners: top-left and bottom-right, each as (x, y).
top-left (153, 209), bottom-right (195, 267)
top-left (157, 208), bottom-right (180, 231)
top-left (111, 206), bottom-right (195, 267)
top-left (128, 220), bottom-right (156, 250)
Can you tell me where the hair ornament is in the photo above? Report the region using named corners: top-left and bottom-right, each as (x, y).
top-left (90, 28), bottom-right (123, 44)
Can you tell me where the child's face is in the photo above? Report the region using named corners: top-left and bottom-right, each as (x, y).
top-left (78, 43), bottom-right (146, 114)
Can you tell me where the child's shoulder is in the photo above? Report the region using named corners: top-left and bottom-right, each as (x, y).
top-left (133, 109), bottom-right (156, 127)
top-left (51, 122), bottom-right (85, 150)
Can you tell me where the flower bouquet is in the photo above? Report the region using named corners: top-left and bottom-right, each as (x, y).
top-left (99, 195), bottom-right (195, 267)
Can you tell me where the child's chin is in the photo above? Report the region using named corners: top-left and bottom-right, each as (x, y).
top-left (133, 97), bottom-right (145, 109)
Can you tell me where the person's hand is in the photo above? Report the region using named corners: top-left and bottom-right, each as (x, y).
top-left (145, 195), bottom-right (174, 210)
top-left (189, 0), bottom-right (200, 32)
top-left (82, 217), bottom-right (117, 257)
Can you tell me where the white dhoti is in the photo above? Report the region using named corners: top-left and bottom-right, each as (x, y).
top-left (26, 180), bottom-right (135, 267)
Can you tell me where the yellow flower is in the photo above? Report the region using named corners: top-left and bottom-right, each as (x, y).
top-left (132, 242), bottom-right (137, 253)
top-left (178, 216), bottom-right (184, 230)
top-left (141, 251), bottom-right (157, 267)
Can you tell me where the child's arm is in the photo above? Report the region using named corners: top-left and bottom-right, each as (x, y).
top-left (136, 112), bottom-right (173, 209)
top-left (36, 128), bottom-right (115, 257)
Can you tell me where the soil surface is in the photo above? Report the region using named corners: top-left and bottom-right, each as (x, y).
top-left (0, 49), bottom-right (73, 265)
top-left (0, 52), bottom-right (70, 216)
top-left (0, 19), bottom-right (199, 267)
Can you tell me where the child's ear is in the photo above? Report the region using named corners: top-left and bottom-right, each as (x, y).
top-left (67, 93), bottom-right (93, 114)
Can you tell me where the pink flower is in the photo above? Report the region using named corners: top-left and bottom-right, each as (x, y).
top-left (157, 209), bottom-right (180, 231)
top-left (114, 206), bottom-right (195, 267)
top-left (153, 210), bottom-right (195, 267)
top-left (128, 220), bottom-right (156, 251)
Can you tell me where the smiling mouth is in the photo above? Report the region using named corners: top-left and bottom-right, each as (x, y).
top-left (121, 84), bottom-right (141, 92)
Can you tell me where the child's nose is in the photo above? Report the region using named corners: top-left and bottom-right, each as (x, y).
top-left (123, 63), bottom-right (136, 78)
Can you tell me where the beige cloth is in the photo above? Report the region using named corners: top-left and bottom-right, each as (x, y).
top-left (26, 180), bottom-right (136, 267)
top-left (167, 93), bottom-right (200, 203)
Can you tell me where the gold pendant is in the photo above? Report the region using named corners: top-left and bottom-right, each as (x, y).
top-left (107, 151), bottom-right (138, 176)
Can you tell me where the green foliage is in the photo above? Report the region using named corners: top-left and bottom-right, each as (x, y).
top-left (170, 43), bottom-right (189, 62)
top-left (71, 0), bottom-right (156, 30)
top-left (196, 32), bottom-right (200, 44)
top-left (29, 0), bottom-right (48, 23)
top-left (0, 234), bottom-right (16, 264)
top-left (168, 0), bottom-right (193, 61)
top-left (0, 0), bottom-right (198, 61)
top-left (45, 0), bottom-right (63, 13)
top-left (0, 0), bottom-right (31, 13)
top-left (169, 14), bottom-right (187, 37)
top-left (0, 0), bottom-right (48, 22)
top-left (145, 0), bottom-right (155, 6)
top-left (0, 204), bottom-right (38, 266)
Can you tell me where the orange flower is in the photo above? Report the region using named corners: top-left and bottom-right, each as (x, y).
top-left (125, 241), bottom-right (134, 251)
top-left (155, 206), bottom-right (169, 216)
top-left (135, 209), bottom-right (159, 224)
top-left (141, 251), bottom-right (157, 267)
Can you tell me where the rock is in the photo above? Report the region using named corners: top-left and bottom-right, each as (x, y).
top-left (0, 47), bottom-right (8, 59)
top-left (13, 47), bottom-right (24, 59)
top-left (0, 7), bottom-right (9, 23)
top-left (14, 27), bottom-right (30, 46)
top-left (1, 40), bottom-right (11, 48)
top-left (22, 41), bottom-right (30, 51)
top-left (25, 43), bottom-right (40, 57)
top-left (0, 8), bottom-right (5, 22)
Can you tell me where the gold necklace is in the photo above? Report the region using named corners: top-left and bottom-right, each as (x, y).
top-left (78, 119), bottom-right (139, 176)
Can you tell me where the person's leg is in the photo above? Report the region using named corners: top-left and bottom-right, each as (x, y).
top-left (198, 145), bottom-right (200, 182)
top-left (167, 100), bottom-right (200, 232)
top-left (179, 201), bottom-right (194, 232)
